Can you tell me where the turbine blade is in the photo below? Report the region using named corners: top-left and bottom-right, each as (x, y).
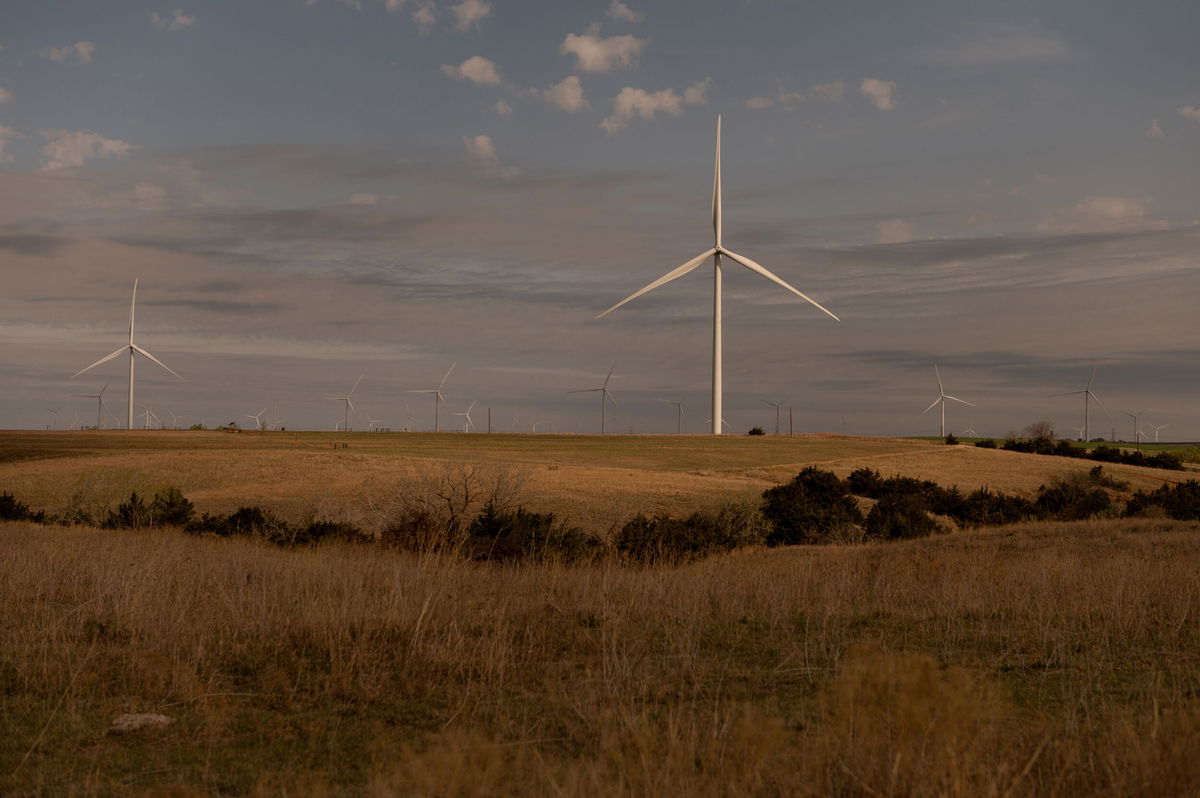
top-left (1090, 391), bottom-right (1106, 409)
top-left (439, 362), bottom-right (456, 390)
top-left (405, 389), bottom-right (437, 394)
top-left (1047, 390), bottom-right (1086, 398)
top-left (568, 388), bottom-right (602, 394)
top-left (349, 374), bottom-right (364, 396)
top-left (712, 115), bottom-right (722, 247)
top-left (719, 248), bottom-right (840, 321)
top-left (1086, 369), bottom-right (1096, 390)
top-left (347, 397), bottom-right (355, 411)
top-left (129, 279), bottom-right (138, 344)
top-left (920, 397), bottom-right (942, 416)
top-left (604, 362), bottom-right (616, 387)
top-left (595, 248), bottom-right (717, 319)
top-left (935, 365), bottom-right (943, 393)
top-left (944, 395), bottom-right (975, 407)
top-left (100, 381), bottom-right (109, 397)
top-left (131, 344), bottom-right (184, 381)
top-left (604, 388), bottom-right (617, 405)
top-left (71, 347), bottom-right (127, 378)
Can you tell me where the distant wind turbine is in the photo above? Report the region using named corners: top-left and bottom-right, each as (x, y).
top-left (452, 400), bottom-right (477, 433)
top-left (963, 421), bottom-right (978, 438)
top-left (1048, 370), bottom-right (1106, 444)
top-left (1149, 422), bottom-right (1169, 443)
top-left (407, 363), bottom-right (455, 432)
top-left (659, 399), bottom-right (684, 434)
top-left (920, 366), bottom-right (974, 438)
top-left (597, 116), bottom-right (839, 435)
top-left (761, 398), bottom-right (787, 435)
top-left (1071, 425), bottom-right (1086, 441)
top-left (1122, 409), bottom-right (1146, 447)
top-left (570, 364), bottom-right (616, 434)
top-left (246, 408), bottom-right (268, 431)
top-left (72, 279), bottom-right (183, 430)
top-left (46, 407), bottom-right (62, 430)
top-left (329, 375), bottom-right (363, 432)
top-left (72, 382), bottom-right (110, 431)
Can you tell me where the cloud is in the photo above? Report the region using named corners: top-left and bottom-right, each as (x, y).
top-left (384, 0), bottom-right (405, 10)
top-left (492, 99), bottom-right (513, 116)
top-left (606, 0), bottom-right (643, 22)
top-left (0, 125), bottom-right (24, 163)
top-left (745, 96), bottom-right (774, 110)
top-left (440, 55), bottom-right (501, 85)
top-left (876, 218), bottom-right (915, 244)
top-left (809, 81), bottom-right (845, 102)
top-left (0, 88), bottom-right (11, 104)
top-left (462, 134), bottom-right (518, 177)
top-left (1037, 196), bottom-right (1167, 234)
top-left (411, 3), bottom-right (435, 33)
top-left (746, 79), bottom-right (844, 111)
top-left (39, 41), bottom-right (95, 64)
top-left (1178, 106), bottom-right (1200, 123)
top-left (150, 9), bottom-right (196, 31)
top-left (560, 25), bottom-right (647, 73)
top-left (859, 78), bottom-right (896, 110)
top-left (600, 78), bottom-right (709, 134)
top-left (348, 193), bottom-right (378, 205)
top-left (914, 22), bottom-right (1076, 67)
top-left (543, 75), bottom-right (589, 112)
top-left (1146, 118), bottom-right (1164, 138)
top-left (451, 0), bottom-right (491, 31)
top-left (38, 130), bottom-right (135, 170)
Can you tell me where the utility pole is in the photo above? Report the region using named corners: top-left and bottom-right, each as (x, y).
top-left (487, 407), bottom-right (492, 434)
top-left (789, 407), bottom-right (793, 436)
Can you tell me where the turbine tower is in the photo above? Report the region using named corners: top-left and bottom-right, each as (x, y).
top-left (72, 280), bottom-right (183, 429)
top-left (1048, 370), bottom-right (1105, 444)
top-left (920, 366), bottom-right (974, 438)
top-left (72, 381), bottom-right (110, 430)
top-left (570, 364), bottom-right (616, 435)
top-left (597, 116), bottom-right (839, 435)
top-left (761, 398), bottom-right (787, 435)
top-left (407, 362), bottom-right (455, 432)
top-left (659, 398), bottom-right (684, 434)
top-left (329, 375), bottom-right (363, 432)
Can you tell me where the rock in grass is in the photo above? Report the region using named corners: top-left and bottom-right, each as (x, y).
top-left (109, 713), bottom-right (174, 733)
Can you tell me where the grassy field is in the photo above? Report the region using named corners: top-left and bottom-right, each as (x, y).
top-left (1, 430), bottom-right (1192, 533)
top-left (3, 431), bottom-right (1199, 795)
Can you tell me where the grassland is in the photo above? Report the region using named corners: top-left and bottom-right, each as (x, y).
top-left (2, 431), bottom-right (1198, 795)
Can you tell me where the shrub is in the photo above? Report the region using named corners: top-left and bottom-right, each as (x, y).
top-left (466, 502), bottom-right (601, 563)
top-left (104, 492), bottom-right (154, 530)
top-left (614, 503), bottom-right (766, 565)
top-left (292, 519), bottom-right (369, 546)
top-left (0, 492), bottom-right (44, 523)
top-left (958, 488), bottom-right (1037, 528)
top-left (762, 467), bottom-right (863, 546)
top-left (974, 438), bottom-right (997, 449)
top-left (150, 486), bottom-right (194, 526)
top-left (1125, 480), bottom-right (1200, 520)
top-left (865, 493), bottom-right (940, 540)
top-left (944, 433), bottom-right (958, 446)
top-left (748, 426), bottom-right (765, 436)
top-left (186, 506), bottom-right (289, 542)
top-left (1035, 478), bottom-right (1112, 521)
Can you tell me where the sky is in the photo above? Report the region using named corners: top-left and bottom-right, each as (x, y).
top-left (1, 0), bottom-right (1197, 439)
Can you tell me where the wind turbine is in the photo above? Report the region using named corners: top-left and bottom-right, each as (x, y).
top-left (659, 399), bottom-right (684, 434)
top-left (165, 410), bottom-right (182, 430)
top-left (597, 116), bottom-right (839, 435)
top-left (1048, 370), bottom-right (1106, 444)
top-left (1149, 422), bottom-right (1169, 443)
top-left (1122, 409), bottom-right (1145, 447)
top-left (46, 407), bottom-right (62, 430)
top-left (453, 400), bottom-right (477, 433)
top-left (963, 421), bottom-right (978, 438)
top-left (570, 364), bottom-right (616, 435)
top-left (329, 375), bottom-right (363, 432)
top-left (246, 408), bottom-right (268, 431)
top-left (366, 413), bottom-right (380, 432)
top-left (71, 279), bottom-right (183, 430)
top-left (407, 363), bottom-right (455, 432)
top-left (72, 382), bottom-right (110, 430)
top-left (141, 407), bottom-right (160, 430)
top-left (1071, 425), bottom-right (1086, 441)
top-left (920, 366), bottom-right (974, 438)
top-left (761, 398), bottom-right (787, 435)
top-left (706, 417), bottom-right (731, 433)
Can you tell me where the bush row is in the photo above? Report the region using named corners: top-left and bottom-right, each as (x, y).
top-left (986, 435), bottom-right (1185, 471)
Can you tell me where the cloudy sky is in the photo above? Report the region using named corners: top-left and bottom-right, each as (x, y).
top-left (1, 0), bottom-right (1197, 438)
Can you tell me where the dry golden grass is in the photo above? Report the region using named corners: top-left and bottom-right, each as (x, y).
top-left (2, 431), bottom-right (1189, 532)
top-left (2, 519), bottom-right (1199, 795)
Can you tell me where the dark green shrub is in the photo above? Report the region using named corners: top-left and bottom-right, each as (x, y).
top-left (865, 493), bottom-right (940, 540)
top-left (186, 506), bottom-right (289, 541)
top-left (614, 504), bottom-right (766, 564)
top-left (150, 487), bottom-right (194, 526)
top-left (974, 438), bottom-right (997, 449)
top-left (846, 468), bottom-right (884, 496)
top-left (0, 492), bottom-right (45, 523)
top-left (104, 492), bottom-right (154, 529)
top-left (762, 467), bottom-right (863, 546)
top-left (958, 488), bottom-right (1037, 527)
top-left (1146, 452), bottom-right (1184, 471)
top-left (1036, 479), bottom-right (1112, 521)
top-left (1125, 480), bottom-right (1200, 520)
top-left (944, 433), bottom-right (958, 446)
top-left (379, 507), bottom-right (458, 553)
top-left (748, 427), bottom-right (765, 436)
top-left (293, 520), bottom-right (369, 546)
top-left (466, 502), bottom-right (601, 563)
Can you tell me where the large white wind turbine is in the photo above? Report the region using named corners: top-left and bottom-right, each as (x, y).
top-left (1048, 370), bottom-right (1106, 444)
top-left (761, 398), bottom-right (787, 435)
top-left (407, 363), bottom-right (455, 432)
top-left (920, 366), bottom-right (974, 438)
top-left (598, 116), bottom-right (839, 435)
top-left (72, 381), bottom-right (110, 430)
top-left (570, 364), bottom-right (616, 435)
top-left (71, 280), bottom-right (183, 430)
top-left (659, 398), bottom-right (684, 434)
top-left (329, 375), bottom-right (363, 432)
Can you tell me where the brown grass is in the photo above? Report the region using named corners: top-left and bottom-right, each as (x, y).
top-left (2, 518), bottom-right (1199, 795)
top-left (2, 431), bottom-right (1189, 532)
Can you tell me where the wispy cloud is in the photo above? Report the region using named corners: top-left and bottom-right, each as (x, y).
top-left (606, 0), bottom-right (643, 23)
top-left (38, 130), bottom-right (135, 171)
top-left (441, 55), bottom-right (501, 85)
top-left (560, 24), bottom-right (647, 73)
top-left (1146, 118), bottom-right (1164, 138)
top-left (39, 41), bottom-right (95, 64)
top-left (411, 3), bottom-right (435, 33)
top-left (150, 9), bottom-right (196, 31)
top-left (542, 76), bottom-right (589, 112)
top-left (0, 88), bottom-right (12, 104)
top-left (463, 134), bottom-right (518, 177)
top-left (1178, 106), bottom-right (1200, 123)
top-left (913, 22), bottom-right (1076, 67)
top-left (450, 0), bottom-right (491, 31)
top-left (859, 78), bottom-right (896, 110)
top-left (0, 126), bottom-right (22, 163)
top-left (600, 78), bottom-right (710, 134)
top-left (1036, 196), bottom-right (1166, 234)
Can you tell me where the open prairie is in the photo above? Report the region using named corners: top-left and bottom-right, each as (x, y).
top-left (3, 431), bottom-right (1199, 795)
top-left (1, 430), bottom-right (1191, 533)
